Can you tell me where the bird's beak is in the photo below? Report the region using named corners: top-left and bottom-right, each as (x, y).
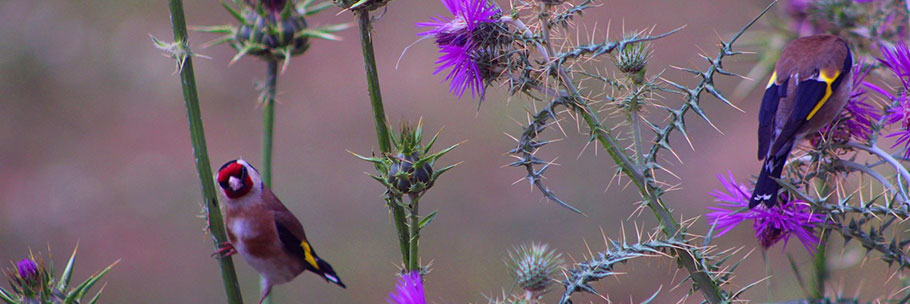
top-left (229, 176), bottom-right (243, 191)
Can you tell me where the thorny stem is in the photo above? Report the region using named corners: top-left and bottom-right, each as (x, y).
top-left (834, 159), bottom-right (906, 204)
top-left (629, 96), bottom-right (645, 167)
top-left (530, 9), bottom-right (726, 304)
top-left (165, 0), bottom-right (244, 303)
top-left (355, 9), bottom-right (410, 269)
top-left (844, 140), bottom-right (910, 202)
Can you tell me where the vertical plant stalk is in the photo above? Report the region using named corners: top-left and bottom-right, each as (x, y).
top-left (262, 59), bottom-right (279, 188)
top-left (355, 9), bottom-right (411, 269)
top-left (408, 196), bottom-right (420, 271)
top-left (166, 1), bottom-right (244, 303)
top-left (259, 57), bottom-right (279, 304)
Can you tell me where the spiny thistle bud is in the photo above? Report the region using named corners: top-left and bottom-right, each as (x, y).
top-left (613, 39), bottom-right (651, 85)
top-left (1, 247), bottom-right (117, 304)
top-left (246, 0), bottom-right (288, 12)
top-left (506, 243), bottom-right (563, 294)
top-left (388, 151), bottom-right (434, 195)
top-left (197, 0), bottom-right (352, 68)
top-left (233, 1), bottom-right (309, 62)
top-left (352, 119), bottom-right (460, 199)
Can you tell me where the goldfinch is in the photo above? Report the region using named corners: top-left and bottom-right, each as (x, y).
top-left (213, 159), bottom-right (346, 304)
top-left (750, 34), bottom-right (853, 208)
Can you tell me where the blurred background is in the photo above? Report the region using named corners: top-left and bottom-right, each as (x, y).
top-left (0, 0), bottom-right (899, 303)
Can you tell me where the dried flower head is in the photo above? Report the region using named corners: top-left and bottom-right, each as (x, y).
top-left (387, 271), bottom-right (426, 304)
top-left (706, 172), bottom-right (825, 252)
top-left (419, 0), bottom-right (503, 100)
top-left (506, 243), bottom-right (563, 293)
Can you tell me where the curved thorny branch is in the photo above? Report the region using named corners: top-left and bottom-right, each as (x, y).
top-left (504, 2), bottom-right (778, 303)
top-left (558, 238), bottom-right (682, 304)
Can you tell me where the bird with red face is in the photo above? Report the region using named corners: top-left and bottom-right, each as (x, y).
top-left (213, 159), bottom-right (345, 304)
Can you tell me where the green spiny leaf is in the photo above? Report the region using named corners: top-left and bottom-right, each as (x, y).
top-left (418, 210), bottom-right (438, 229)
top-left (86, 283), bottom-right (107, 304)
top-left (0, 287), bottom-right (15, 304)
top-left (56, 244), bottom-right (78, 291)
top-left (302, 1), bottom-right (335, 15)
top-left (190, 25), bottom-right (235, 34)
top-left (220, 1), bottom-right (247, 24)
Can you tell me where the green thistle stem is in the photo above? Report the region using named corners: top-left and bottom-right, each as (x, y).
top-left (537, 7), bottom-right (725, 302)
top-left (262, 59), bottom-right (278, 189)
top-left (165, 1), bottom-right (244, 303)
top-left (259, 57), bottom-right (279, 304)
top-left (355, 9), bottom-right (410, 269)
top-left (408, 195), bottom-right (420, 271)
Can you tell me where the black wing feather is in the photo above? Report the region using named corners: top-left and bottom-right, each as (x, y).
top-left (757, 82), bottom-right (782, 160)
top-left (274, 220), bottom-right (347, 288)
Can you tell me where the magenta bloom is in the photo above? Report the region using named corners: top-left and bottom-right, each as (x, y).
top-left (16, 259), bottom-right (37, 280)
top-left (419, 0), bottom-right (500, 100)
top-left (878, 42), bottom-right (910, 157)
top-left (387, 271), bottom-right (425, 304)
top-left (706, 172), bottom-right (825, 252)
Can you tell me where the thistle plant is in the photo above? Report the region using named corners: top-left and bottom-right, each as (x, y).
top-left (413, 0), bottom-right (781, 301)
top-left (352, 120), bottom-right (460, 272)
top-left (193, 2), bottom-right (349, 302)
top-left (0, 246), bottom-right (117, 304)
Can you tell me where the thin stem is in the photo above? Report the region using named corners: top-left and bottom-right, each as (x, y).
top-left (354, 9), bottom-right (409, 268)
top-left (834, 159), bottom-right (907, 204)
top-left (629, 98), bottom-right (645, 167)
top-left (357, 11), bottom-right (392, 153)
top-left (166, 1), bottom-right (244, 303)
top-left (528, 10), bottom-right (725, 303)
top-left (408, 195), bottom-right (420, 271)
top-left (845, 140), bottom-right (910, 202)
top-left (262, 59), bottom-right (278, 188)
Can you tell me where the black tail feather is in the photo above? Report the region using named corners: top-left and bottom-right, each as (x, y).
top-left (750, 148), bottom-right (791, 208)
top-left (311, 258), bottom-right (346, 288)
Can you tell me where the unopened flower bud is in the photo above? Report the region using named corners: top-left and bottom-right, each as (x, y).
top-left (507, 243), bottom-right (563, 294)
top-left (613, 40), bottom-right (650, 85)
top-left (388, 152), bottom-right (434, 195)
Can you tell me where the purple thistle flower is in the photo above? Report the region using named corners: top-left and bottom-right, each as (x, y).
top-left (387, 271), bottom-right (426, 304)
top-left (16, 259), bottom-right (37, 281)
top-left (706, 172), bottom-right (825, 252)
top-left (818, 59), bottom-right (880, 141)
top-left (419, 0), bottom-right (500, 100)
top-left (877, 42), bottom-right (910, 157)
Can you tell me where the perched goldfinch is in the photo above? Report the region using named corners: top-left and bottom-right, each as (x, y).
top-left (213, 159), bottom-right (345, 304)
top-left (750, 34), bottom-right (853, 208)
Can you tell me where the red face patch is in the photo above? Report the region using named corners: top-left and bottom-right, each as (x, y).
top-left (217, 161), bottom-right (254, 199)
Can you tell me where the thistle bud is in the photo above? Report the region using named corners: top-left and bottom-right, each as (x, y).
top-left (232, 4), bottom-right (310, 61)
top-left (15, 259), bottom-right (38, 283)
top-left (506, 243), bottom-right (563, 294)
top-left (388, 152), bottom-right (434, 195)
top-left (613, 40), bottom-right (651, 85)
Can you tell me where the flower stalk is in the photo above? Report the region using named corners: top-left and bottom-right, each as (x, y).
top-left (164, 1), bottom-right (244, 303)
top-left (354, 9), bottom-right (409, 269)
top-left (261, 59), bottom-right (279, 188)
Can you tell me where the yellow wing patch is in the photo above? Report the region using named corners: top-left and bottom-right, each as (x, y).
top-left (805, 69), bottom-right (840, 121)
top-left (766, 71), bottom-right (777, 88)
top-left (300, 241), bottom-right (320, 270)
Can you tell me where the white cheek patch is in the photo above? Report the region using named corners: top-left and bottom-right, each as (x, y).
top-left (229, 176), bottom-right (243, 191)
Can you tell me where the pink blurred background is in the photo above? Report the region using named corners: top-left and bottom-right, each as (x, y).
top-left (0, 0), bottom-right (897, 303)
